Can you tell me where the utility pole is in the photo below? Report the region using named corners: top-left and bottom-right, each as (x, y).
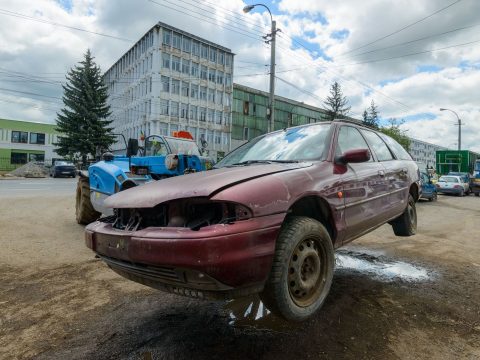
top-left (267, 20), bottom-right (276, 133)
top-left (440, 108), bottom-right (463, 150)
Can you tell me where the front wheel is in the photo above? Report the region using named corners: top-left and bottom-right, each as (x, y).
top-left (260, 216), bottom-right (334, 322)
top-left (391, 194), bottom-right (417, 236)
top-left (75, 177), bottom-right (101, 225)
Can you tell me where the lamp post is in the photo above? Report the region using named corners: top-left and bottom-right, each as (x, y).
top-left (440, 108), bottom-right (463, 151)
top-left (243, 3), bottom-right (278, 133)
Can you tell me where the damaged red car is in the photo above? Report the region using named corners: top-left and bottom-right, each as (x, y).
top-left (85, 120), bottom-right (420, 321)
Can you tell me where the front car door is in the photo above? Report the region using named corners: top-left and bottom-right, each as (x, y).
top-left (335, 125), bottom-right (390, 243)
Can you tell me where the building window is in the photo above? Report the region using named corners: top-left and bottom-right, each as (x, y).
top-left (160, 100), bottom-right (169, 115)
top-left (172, 56), bottom-right (181, 72)
top-left (208, 89), bottom-right (215, 103)
top-left (200, 86), bottom-right (207, 101)
top-left (225, 54), bottom-right (232, 66)
top-left (170, 101), bottom-right (179, 117)
top-left (162, 53), bottom-right (170, 69)
top-left (216, 111), bottom-right (222, 124)
top-left (200, 65), bottom-right (208, 80)
top-left (243, 101), bottom-right (249, 115)
top-left (161, 76), bottom-right (170, 92)
top-left (11, 131), bottom-right (28, 143)
top-left (215, 134), bottom-right (221, 145)
top-left (181, 103), bottom-right (188, 119)
top-left (209, 47), bottom-right (217, 63)
top-left (189, 105), bottom-right (197, 120)
top-left (218, 51), bottom-right (225, 65)
top-left (216, 71), bottom-right (224, 85)
top-left (225, 74), bottom-right (232, 87)
top-left (201, 43), bottom-right (208, 59)
top-left (199, 107), bottom-right (206, 121)
top-left (243, 127), bottom-right (249, 140)
top-left (29, 133), bottom-right (45, 145)
top-left (182, 37), bottom-right (191, 53)
top-left (224, 93), bottom-right (231, 107)
top-left (223, 112), bottom-right (229, 125)
top-left (216, 91), bottom-right (223, 105)
top-left (171, 79), bottom-right (180, 94)
top-left (11, 152), bottom-right (27, 164)
top-left (182, 59), bottom-right (190, 74)
top-left (208, 68), bottom-right (216, 83)
top-left (29, 153), bottom-right (44, 162)
top-left (162, 30), bottom-right (171, 46)
top-left (190, 84), bottom-right (198, 99)
top-left (191, 62), bottom-right (199, 77)
top-left (181, 82), bottom-right (189, 97)
top-left (172, 32), bottom-right (181, 49)
top-left (192, 41), bottom-right (200, 56)
top-left (207, 109), bottom-right (214, 122)
top-left (159, 122), bottom-right (169, 136)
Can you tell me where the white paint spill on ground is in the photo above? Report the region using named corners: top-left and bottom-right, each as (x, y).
top-left (335, 250), bottom-right (430, 281)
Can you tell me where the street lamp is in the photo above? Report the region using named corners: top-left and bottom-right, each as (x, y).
top-left (243, 3), bottom-right (278, 133)
top-left (440, 108), bottom-right (463, 151)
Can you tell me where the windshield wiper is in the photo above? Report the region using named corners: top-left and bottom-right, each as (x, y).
top-left (230, 159), bottom-right (299, 166)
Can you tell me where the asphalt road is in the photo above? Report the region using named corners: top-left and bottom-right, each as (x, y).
top-left (0, 177), bottom-right (77, 197)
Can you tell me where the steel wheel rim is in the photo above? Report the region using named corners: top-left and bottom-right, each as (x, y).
top-left (288, 238), bottom-right (328, 307)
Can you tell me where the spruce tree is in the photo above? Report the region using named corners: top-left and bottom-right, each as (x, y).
top-left (323, 81), bottom-right (351, 121)
top-left (363, 99), bottom-right (379, 128)
top-left (55, 49), bottom-right (114, 164)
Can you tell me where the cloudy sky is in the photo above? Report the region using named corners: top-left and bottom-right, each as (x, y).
top-left (0, 0), bottom-right (479, 151)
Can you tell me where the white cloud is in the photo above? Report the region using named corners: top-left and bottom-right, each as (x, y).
top-left (0, 0), bottom-right (479, 151)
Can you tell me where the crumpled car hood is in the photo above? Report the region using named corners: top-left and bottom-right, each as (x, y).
top-left (104, 162), bottom-right (312, 208)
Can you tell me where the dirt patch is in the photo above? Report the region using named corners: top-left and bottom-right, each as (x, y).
top-left (0, 194), bottom-right (479, 359)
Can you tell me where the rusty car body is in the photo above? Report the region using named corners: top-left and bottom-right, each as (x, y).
top-left (86, 120), bottom-right (420, 321)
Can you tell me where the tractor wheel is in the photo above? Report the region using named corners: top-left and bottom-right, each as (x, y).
top-left (260, 216), bottom-right (334, 321)
top-left (76, 177), bottom-right (101, 225)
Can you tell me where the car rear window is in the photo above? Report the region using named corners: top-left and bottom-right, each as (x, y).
top-left (379, 133), bottom-right (413, 160)
top-left (439, 176), bottom-right (458, 183)
top-left (361, 130), bottom-right (394, 161)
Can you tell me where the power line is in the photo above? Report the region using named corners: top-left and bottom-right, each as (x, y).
top-left (339, 0), bottom-right (463, 56)
top-left (336, 22), bottom-right (480, 60)
top-left (333, 38), bottom-right (480, 67)
top-left (0, 9), bottom-right (133, 42)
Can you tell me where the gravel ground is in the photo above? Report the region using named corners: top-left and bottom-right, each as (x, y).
top-left (0, 191), bottom-right (479, 360)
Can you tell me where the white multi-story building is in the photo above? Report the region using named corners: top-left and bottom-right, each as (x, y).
top-left (104, 22), bottom-right (234, 160)
top-left (408, 137), bottom-right (447, 170)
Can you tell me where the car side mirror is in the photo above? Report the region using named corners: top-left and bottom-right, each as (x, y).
top-left (336, 149), bottom-right (371, 165)
top-left (126, 138), bottom-right (139, 157)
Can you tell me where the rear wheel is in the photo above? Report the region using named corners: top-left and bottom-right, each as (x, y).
top-left (260, 216), bottom-right (334, 321)
top-left (76, 177), bottom-right (101, 225)
top-left (458, 190), bottom-right (464, 197)
top-left (391, 194), bottom-right (417, 236)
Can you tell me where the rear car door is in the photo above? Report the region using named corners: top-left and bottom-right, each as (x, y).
top-left (361, 130), bottom-right (409, 218)
top-left (335, 126), bottom-right (389, 243)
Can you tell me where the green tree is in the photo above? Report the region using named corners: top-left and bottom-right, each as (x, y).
top-left (323, 81), bottom-right (351, 120)
top-left (362, 99), bottom-right (379, 128)
top-left (379, 118), bottom-right (411, 151)
top-left (55, 49), bottom-right (114, 164)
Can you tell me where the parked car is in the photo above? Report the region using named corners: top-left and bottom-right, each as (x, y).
top-left (447, 172), bottom-right (471, 194)
top-left (85, 120), bottom-right (420, 321)
top-left (420, 172), bottom-right (437, 201)
top-left (50, 161), bottom-right (76, 178)
top-left (436, 175), bottom-right (469, 196)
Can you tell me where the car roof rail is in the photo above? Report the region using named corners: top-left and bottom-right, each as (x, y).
top-left (332, 118), bottom-right (377, 130)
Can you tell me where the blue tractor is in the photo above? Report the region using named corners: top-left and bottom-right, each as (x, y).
top-left (75, 132), bottom-right (211, 224)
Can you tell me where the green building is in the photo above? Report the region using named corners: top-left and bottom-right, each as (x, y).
top-left (436, 150), bottom-right (480, 175)
top-left (231, 84), bottom-right (330, 149)
top-left (0, 118), bottom-right (60, 171)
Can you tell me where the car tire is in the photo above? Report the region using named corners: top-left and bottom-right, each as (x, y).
top-left (432, 192), bottom-right (437, 201)
top-left (458, 190), bottom-right (464, 197)
top-left (475, 193), bottom-right (480, 197)
top-left (76, 177), bottom-right (101, 225)
top-left (391, 194), bottom-right (417, 237)
top-left (260, 216), bottom-right (334, 322)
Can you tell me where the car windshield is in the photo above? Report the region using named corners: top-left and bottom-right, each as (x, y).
top-left (439, 176), bottom-right (458, 183)
top-left (55, 161), bottom-right (73, 166)
top-left (216, 124), bottom-right (330, 168)
top-left (165, 137), bottom-right (201, 156)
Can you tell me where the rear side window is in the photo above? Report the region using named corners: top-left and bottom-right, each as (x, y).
top-left (380, 133), bottom-right (412, 160)
top-left (336, 126), bottom-right (372, 161)
top-left (361, 130), bottom-right (394, 161)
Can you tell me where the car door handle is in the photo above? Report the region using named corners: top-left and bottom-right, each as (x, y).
top-left (378, 170), bottom-right (385, 177)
